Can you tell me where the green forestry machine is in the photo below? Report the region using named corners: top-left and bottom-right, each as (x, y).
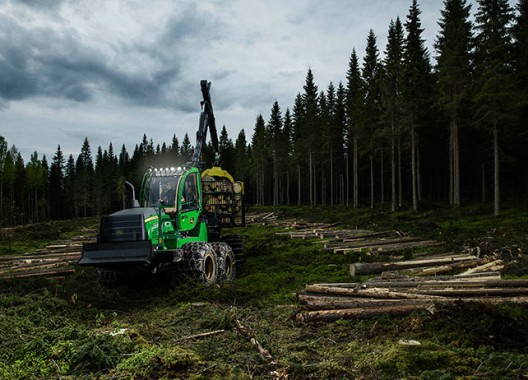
top-left (79, 80), bottom-right (245, 288)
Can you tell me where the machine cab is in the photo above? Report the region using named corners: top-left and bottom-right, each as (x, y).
top-left (141, 167), bottom-right (202, 232)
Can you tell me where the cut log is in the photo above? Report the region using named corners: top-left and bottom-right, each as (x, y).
top-left (0, 268), bottom-right (75, 279)
top-left (298, 294), bottom-right (528, 311)
top-left (460, 260), bottom-right (504, 275)
top-left (298, 293), bottom-right (447, 310)
top-left (405, 258), bottom-right (497, 276)
top-left (337, 240), bottom-right (442, 254)
top-left (304, 284), bottom-right (442, 299)
top-left (349, 255), bottom-right (478, 276)
top-left (296, 304), bottom-right (436, 322)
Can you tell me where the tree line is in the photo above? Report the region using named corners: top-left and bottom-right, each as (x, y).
top-left (0, 0), bottom-right (527, 226)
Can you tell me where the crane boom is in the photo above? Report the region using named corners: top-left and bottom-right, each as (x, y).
top-left (191, 80), bottom-right (219, 166)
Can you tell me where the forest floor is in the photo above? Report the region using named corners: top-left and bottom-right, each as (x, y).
top-left (0, 202), bottom-right (528, 379)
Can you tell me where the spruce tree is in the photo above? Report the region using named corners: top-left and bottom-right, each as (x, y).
top-left (49, 146), bottom-right (64, 219)
top-left (302, 69), bottom-right (320, 206)
top-left (346, 49), bottom-right (365, 208)
top-left (267, 101), bottom-right (283, 206)
top-left (402, 0), bottom-right (434, 211)
top-left (362, 29), bottom-right (383, 208)
top-left (473, 0), bottom-right (514, 216)
top-left (435, 0), bottom-right (473, 208)
top-left (382, 17), bottom-right (405, 211)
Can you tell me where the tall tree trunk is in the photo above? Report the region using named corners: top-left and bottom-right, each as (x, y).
top-left (370, 151), bottom-right (374, 209)
top-left (314, 160), bottom-right (318, 205)
top-left (493, 126), bottom-right (500, 217)
top-left (411, 124), bottom-right (417, 212)
top-left (273, 150), bottom-right (278, 206)
top-left (330, 147), bottom-right (334, 206)
top-left (417, 135), bottom-right (422, 202)
top-left (391, 119), bottom-right (396, 212)
top-left (321, 164), bottom-right (326, 205)
top-left (297, 164), bottom-right (301, 206)
top-left (380, 147), bottom-right (384, 206)
top-left (354, 137), bottom-right (358, 208)
top-left (286, 168), bottom-right (290, 205)
top-left (482, 162), bottom-right (486, 203)
top-left (453, 118), bottom-right (460, 207)
top-left (449, 120), bottom-right (454, 205)
top-left (346, 152), bottom-right (349, 207)
top-left (398, 135), bottom-right (402, 208)
top-left (309, 152), bottom-right (313, 206)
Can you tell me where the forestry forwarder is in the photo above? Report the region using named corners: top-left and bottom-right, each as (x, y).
top-left (79, 80), bottom-right (245, 288)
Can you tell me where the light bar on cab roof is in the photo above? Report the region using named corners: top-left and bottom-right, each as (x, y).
top-left (152, 167), bottom-right (183, 176)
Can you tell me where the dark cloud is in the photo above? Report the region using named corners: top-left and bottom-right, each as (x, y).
top-left (0, 11), bottom-right (184, 108)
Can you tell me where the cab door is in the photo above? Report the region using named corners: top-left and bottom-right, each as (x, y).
top-left (177, 172), bottom-right (201, 232)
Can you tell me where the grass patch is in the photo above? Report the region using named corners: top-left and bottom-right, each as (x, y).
top-left (0, 205), bottom-right (527, 378)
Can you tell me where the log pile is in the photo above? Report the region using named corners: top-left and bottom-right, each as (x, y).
top-left (0, 232), bottom-right (96, 279)
top-left (276, 224), bottom-right (441, 256)
top-left (349, 253), bottom-right (504, 277)
top-left (296, 253), bottom-right (523, 322)
top-left (202, 178), bottom-right (245, 226)
top-left (297, 274), bottom-right (528, 322)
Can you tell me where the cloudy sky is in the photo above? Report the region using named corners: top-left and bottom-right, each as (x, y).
top-left (0, 0), bottom-right (516, 162)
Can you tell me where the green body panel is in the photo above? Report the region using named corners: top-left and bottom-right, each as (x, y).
top-left (139, 166), bottom-right (208, 253)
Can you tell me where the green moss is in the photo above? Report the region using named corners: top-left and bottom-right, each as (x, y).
top-left (114, 344), bottom-right (202, 379)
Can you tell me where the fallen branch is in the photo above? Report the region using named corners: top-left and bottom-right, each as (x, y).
top-left (177, 329), bottom-right (226, 341)
top-left (234, 319), bottom-right (278, 367)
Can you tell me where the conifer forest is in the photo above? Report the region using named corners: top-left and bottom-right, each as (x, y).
top-left (1, 0), bottom-right (528, 226)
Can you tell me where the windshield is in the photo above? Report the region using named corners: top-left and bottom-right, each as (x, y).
top-left (147, 176), bottom-right (180, 207)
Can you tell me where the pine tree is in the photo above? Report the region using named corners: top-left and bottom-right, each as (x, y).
top-left (180, 133), bottom-right (193, 162)
top-left (382, 17), bottom-right (405, 211)
top-left (0, 136), bottom-right (8, 222)
top-left (346, 49), bottom-right (365, 208)
top-left (219, 125), bottom-right (235, 173)
top-left (282, 108), bottom-right (293, 204)
top-left (473, 0), bottom-right (515, 216)
top-left (302, 69), bottom-right (320, 206)
top-left (402, 0), bottom-right (434, 211)
top-left (362, 29), bottom-right (383, 208)
top-left (436, 0), bottom-right (473, 208)
top-left (64, 154), bottom-right (76, 219)
top-left (251, 114), bottom-right (268, 205)
top-left (234, 129), bottom-right (249, 186)
top-left (49, 146), bottom-right (64, 219)
top-left (292, 93), bottom-right (305, 205)
top-left (334, 82), bottom-right (347, 205)
top-left (512, 0), bottom-right (528, 192)
top-left (75, 137), bottom-right (94, 217)
top-left (267, 101), bottom-right (283, 206)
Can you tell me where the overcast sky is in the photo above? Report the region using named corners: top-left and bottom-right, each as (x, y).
top-left (0, 0), bottom-right (517, 163)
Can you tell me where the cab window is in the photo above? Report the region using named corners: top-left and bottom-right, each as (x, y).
top-left (181, 174), bottom-right (198, 210)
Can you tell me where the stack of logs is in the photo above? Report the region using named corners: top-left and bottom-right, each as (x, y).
top-left (276, 225), bottom-right (442, 256)
top-left (202, 178), bottom-right (244, 225)
top-left (296, 253), bottom-right (528, 322)
top-left (0, 232), bottom-right (95, 279)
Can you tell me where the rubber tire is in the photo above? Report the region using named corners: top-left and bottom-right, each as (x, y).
top-left (97, 268), bottom-right (126, 289)
top-left (183, 242), bottom-right (218, 285)
top-left (211, 242), bottom-right (236, 281)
